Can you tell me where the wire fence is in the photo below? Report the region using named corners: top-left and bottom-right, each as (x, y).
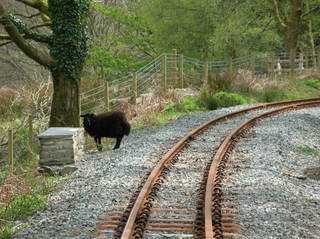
top-left (81, 50), bottom-right (320, 114)
top-left (1, 50), bottom-right (319, 174)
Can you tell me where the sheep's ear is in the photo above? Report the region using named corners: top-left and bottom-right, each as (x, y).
top-left (80, 114), bottom-right (85, 117)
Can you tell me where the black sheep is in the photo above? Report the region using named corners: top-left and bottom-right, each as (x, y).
top-left (80, 111), bottom-right (131, 151)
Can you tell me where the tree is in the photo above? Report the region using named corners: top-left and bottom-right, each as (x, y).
top-left (270, 0), bottom-right (304, 53)
top-left (0, 0), bottom-right (90, 127)
top-left (138, 0), bottom-right (217, 60)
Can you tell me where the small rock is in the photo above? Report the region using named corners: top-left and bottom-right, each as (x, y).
top-left (59, 166), bottom-right (78, 176)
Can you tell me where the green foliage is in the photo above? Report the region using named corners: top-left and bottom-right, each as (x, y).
top-left (198, 89), bottom-right (220, 110)
top-left (163, 96), bottom-right (203, 113)
top-left (48, 0), bottom-right (90, 83)
top-left (257, 87), bottom-right (288, 102)
top-left (304, 78), bottom-right (320, 89)
top-left (138, 0), bottom-right (216, 59)
top-left (208, 72), bottom-right (235, 92)
top-left (298, 146), bottom-right (320, 158)
top-left (8, 14), bottom-right (51, 44)
top-left (215, 91), bottom-right (247, 106)
top-left (198, 89), bottom-right (247, 110)
top-left (0, 192), bottom-right (45, 222)
top-left (87, 2), bottom-right (155, 78)
top-left (0, 191), bottom-right (45, 239)
top-left (86, 44), bottom-right (135, 79)
top-left (0, 224), bottom-right (16, 239)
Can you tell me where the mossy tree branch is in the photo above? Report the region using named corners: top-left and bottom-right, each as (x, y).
top-left (0, 2), bottom-right (53, 67)
top-left (270, 0), bottom-right (287, 33)
top-left (270, 0), bottom-right (304, 52)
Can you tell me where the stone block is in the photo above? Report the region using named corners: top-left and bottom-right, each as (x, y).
top-left (38, 127), bottom-right (84, 167)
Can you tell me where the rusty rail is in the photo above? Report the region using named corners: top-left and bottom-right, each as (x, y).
top-left (119, 97), bottom-right (320, 239)
top-left (204, 100), bottom-right (320, 239)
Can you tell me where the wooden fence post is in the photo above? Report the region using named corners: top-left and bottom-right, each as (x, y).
top-left (28, 115), bottom-right (34, 159)
top-left (172, 49), bottom-right (178, 86)
top-left (179, 54), bottom-right (184, 88)
top-left (298, 53), bottom-right (304, 71)
top-left (104, 81), bottom-right (110, 111)
top-left (229, 58), bottom-right (233, 73)
top-left (312, 52), bottom-right (317, 70)
top-left (203, 61), bottom-right (209, 88)
top-left (162, 54), bottom-right (168, 93)
top-left (289, 49), bottom-right (296, 77)
top-left (132, 72), bottom-right (138, 104)
top-left (305, 53), bottom-right (309, 69)
top-left (270, 54), bottom-right (275, 79)
top-left (318, 49), bottom-right (320, 70)
top-left (250, 55), bottom-right (256, 75)
top-left (276, 58), bottom-right (282, 75)
top-left (8, 129), bottom-right (13, 174)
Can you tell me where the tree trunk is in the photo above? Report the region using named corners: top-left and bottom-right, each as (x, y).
top-left (49, 73), bottom-right (80, 127)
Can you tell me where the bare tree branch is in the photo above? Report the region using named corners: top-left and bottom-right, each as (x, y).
top-left (270, 0), bottom-right (287, 33)
top-left (0, 2), bottom-right (52, 67)
top-left (15, 12), bottom-right (41, 19)
top-left (302, 4), bottom-right (320, 17)
top-left (14, 0), bottom-right (50, 17)
top-left (0, 40), bottom-right (12, 46)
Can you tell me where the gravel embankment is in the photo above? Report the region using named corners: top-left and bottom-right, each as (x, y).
top-left (224, 107), bottom-right (320, 239)
top-left (14, 105), bottom-right (320, 239)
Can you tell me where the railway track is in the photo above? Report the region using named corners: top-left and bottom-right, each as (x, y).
top-left (93, 98), bottom-right (320, 239)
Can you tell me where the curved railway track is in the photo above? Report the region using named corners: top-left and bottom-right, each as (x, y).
top-left (94, 98), bottom-right (320, 239)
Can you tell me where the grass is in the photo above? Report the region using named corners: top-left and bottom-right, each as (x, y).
top-left (298, 146), bottom-right (320, 158)
top-left (0, 192), bottom-right (45, 221)
top-left (304, 78), bottom-right (320, 89)
top-left (0, 224), bottom-right (17, 239)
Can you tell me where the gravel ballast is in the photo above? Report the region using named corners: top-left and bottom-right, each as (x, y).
top-left (14, 105), bottom-right (320, 239)
top-left (225, 108), bottom-right (320, 239)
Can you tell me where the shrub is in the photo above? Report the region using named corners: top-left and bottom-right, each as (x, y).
top-left (0, 191), bottom-right (45, 222)
top-left (198, 89), bottom-right (247, 110)
top-left (259, 87), bottom-right (288, 102)
top-left (208, 72), bottom-right (236, 92)
top-left (163, 96), bottom-right (202, 113)
top-left (304, 78), bottom-right (320, 89)
top-left (215, 91), bottom-right (247, 107)
top-left (198, 89), bottom-right (219, 110)
top-left (0, 88), bottom-right (23, 121)
top-left (0, 224), bottom-right (16, 239)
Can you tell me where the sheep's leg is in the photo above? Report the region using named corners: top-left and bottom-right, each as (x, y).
top-left (94, 137), bottom-right (102, 151)
top-left (113, 135), bottom-right (123, 149)
top-left (97, 137), bottom-right (102, 151)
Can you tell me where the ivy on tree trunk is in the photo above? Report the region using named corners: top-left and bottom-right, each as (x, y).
top-left (0, 0), bottom-right (90, 127)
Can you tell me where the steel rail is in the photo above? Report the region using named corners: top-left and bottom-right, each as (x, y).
top-left (204, 100), bottom-right (320, 239)
top-left (119, 97), bottom-right (320, 239)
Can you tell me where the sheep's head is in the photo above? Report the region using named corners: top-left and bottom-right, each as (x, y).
top-left (80, 113), bottom-right (95, 130)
